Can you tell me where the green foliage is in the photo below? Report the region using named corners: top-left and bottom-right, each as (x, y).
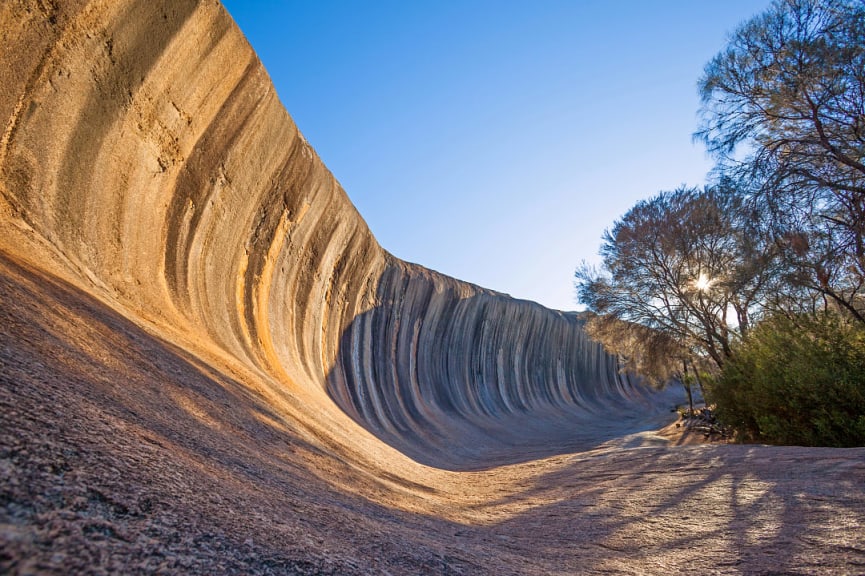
top-left (709, 312), bottom-right (865, 447)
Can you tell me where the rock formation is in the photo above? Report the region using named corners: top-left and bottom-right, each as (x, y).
top-left (0, 0), bottom-right (676, 471)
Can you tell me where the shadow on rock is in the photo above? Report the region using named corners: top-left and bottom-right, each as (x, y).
top-left (326, 262), bottom-right (686, 471)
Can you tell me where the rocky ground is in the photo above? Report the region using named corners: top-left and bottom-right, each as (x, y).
top-left (2, 246), bottom-right (865, 575)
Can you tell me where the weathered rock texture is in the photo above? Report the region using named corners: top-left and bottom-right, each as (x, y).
top-left (0, 0), bottom-right (674, 471)
top-left (328, 263), bottom-right (680, 468)
top-left (2, 1), bottom-right (864, 574)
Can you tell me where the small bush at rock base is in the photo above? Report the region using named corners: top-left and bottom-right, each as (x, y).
top-left (708, 312), bottom-right (865, 447)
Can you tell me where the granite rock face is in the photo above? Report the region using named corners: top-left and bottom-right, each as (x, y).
top-left (327, 263), bottom-right (676, 468)
top-left (0, 0), bottom-right (672, 470)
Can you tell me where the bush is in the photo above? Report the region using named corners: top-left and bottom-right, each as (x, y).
top-left (708, 312), bottom-right (865, 447)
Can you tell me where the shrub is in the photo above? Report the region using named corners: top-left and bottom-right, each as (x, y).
top-left (708, 312), bottom-right (865, 447)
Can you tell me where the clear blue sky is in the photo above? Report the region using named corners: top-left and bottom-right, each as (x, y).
top-left (221, 1), bottom-right (771, 311)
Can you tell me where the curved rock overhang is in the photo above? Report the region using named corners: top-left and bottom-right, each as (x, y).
top-left (0, 0), bottom-right (680, 470)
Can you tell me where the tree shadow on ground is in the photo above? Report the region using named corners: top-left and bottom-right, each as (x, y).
top-left (461, 442), bottom-right (865, 574)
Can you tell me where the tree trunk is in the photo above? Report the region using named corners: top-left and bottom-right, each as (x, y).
top-left (683, 361), bottom-right (694, 414)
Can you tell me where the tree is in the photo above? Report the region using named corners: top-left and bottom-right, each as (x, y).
top-left (697, 0), bottom-right (865, 322)
top-left (576, 185), bottom-right (777, 374)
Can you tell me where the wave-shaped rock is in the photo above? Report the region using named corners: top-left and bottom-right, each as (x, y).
top-left (327, 262), bottom-right (678, 468)
top-left (0, 0), bottom-right (678, 470)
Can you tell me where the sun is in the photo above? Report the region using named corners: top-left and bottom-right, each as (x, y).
top-left (694, 272), bottom-right (713, 292)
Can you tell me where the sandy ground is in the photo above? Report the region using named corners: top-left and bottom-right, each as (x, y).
top-left (1, 234), bottom-right (864, 576)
